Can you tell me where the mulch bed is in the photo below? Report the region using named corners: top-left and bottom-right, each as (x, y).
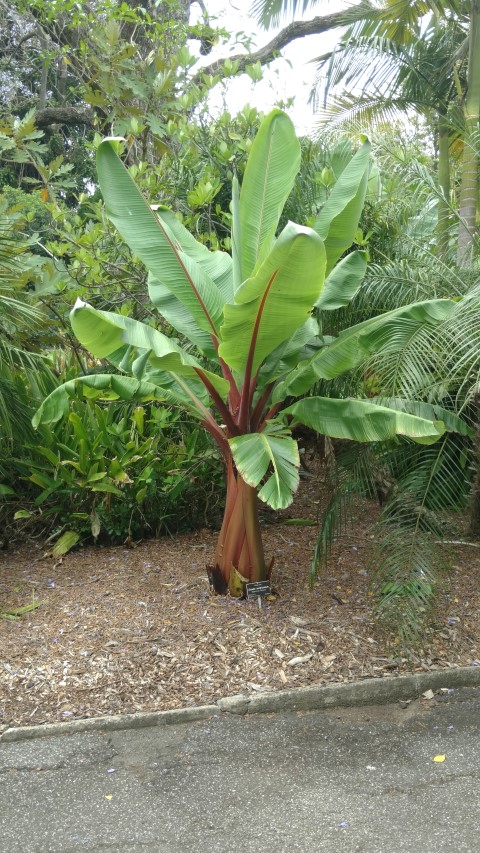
top-left (1, 461), bottom-right (480, 729)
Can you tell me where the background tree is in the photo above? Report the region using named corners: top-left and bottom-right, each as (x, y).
top-left (253, 0), bottom-right (480, 265)
top-left (309, 11), bottom-right (467, 260)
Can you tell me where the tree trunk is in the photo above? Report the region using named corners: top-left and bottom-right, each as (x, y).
top-left (456, 0), bottom-right (480, 267)
top-left (38, 34), bottom-right (48, 110)
top-left (468, 396), bottom-right (480, 537)
top-left (437, 112), bottom-right (451, 260)
top-left (209, 458), bottom-right (268, 595)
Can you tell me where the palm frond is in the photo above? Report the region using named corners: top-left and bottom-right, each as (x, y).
top-left (369, 428), bottom-right (471, 647)
top-left (0, 370), bottom-right (36, 464)
top-left (363, 285), bottom-right (480, 403)
top-left (310, 441), bottom-right (382, 585)
top-left (313, 430), bottom-right (468, 649)
top-left (371, 529), bottom-right (448, 646)
top-left (251, 0), bottom-right (341, 28)
top-left (0, 219), bottom-right (55, 458)
top-left (313, 94), bottom-right (415, 138)
top-left (311, 4), bottom-right (467, 143)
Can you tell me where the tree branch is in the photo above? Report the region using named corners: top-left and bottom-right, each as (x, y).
top-left (195, 10), bottom-right (349, 82)
top-left (34, 106), bottom-right (94, 129)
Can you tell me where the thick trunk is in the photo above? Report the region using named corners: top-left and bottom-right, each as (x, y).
top-left (457, 0), bottom-right (480, 267)
top-left (436, 113), bottom-right (451, 260)
top-left (457, 121), bottom-right (479, 266)
top-left (468, 396), bottom-right (480, 538)
top-left (209, 458), bottom-right (268, 596)
top-left (38, 35), bottom-right (48, 111)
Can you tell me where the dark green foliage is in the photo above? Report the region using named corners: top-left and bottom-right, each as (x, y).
top-left (0, 188), bottom-right (54, 241)
top-left (0, 215), bottom-right (60, 492)
top-left (13, 397), bottom-right (224, 543)
top-left (371, 531), bottom-right (443, 646)
top-left (313, 412), bottom-right (472, 650)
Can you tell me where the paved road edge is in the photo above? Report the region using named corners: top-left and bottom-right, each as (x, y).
top-left (2, 666), bottom-right (480, 743)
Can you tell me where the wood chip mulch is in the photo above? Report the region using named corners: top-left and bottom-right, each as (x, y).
top-left (1, 462), bottom-right (480, 729)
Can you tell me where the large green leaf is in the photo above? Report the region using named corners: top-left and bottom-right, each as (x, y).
top-left (96, 141), bottom-right (224, 339)
top-left (147, 209), bottom-right (232, 357)
top-left (231, 174), bottom-right (242, 294)
top-left (284, 397), bottom-right (445, 445)
top-left (229, 422), bottom-right (299, 509)
top-left (147, 274), bottom-right (216, 358)
top-left (70, 300), bottom-right (229, 399)
top-left (273, 298), bottom-right (456, 402)
top-left (316, 250), bottom-right (367, 310)
top-left (258, 317), bottom-right (320, 387)
top-left (368, 398), bottom-right (474, 437)
top-left (32, 374), bottom-right (192, 428)
top-left (313, 140), bottom-right (371, 275)
top-left (219, 222), bottom-right (325, 375)
top-left (128, 364), bottom-right (212, 411)
top-left (239, 110), bottom-right (301, 282)
top-left (154, 207), bottom-right (233, 303)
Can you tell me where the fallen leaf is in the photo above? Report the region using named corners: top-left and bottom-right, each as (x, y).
top-left (423, 689), bottom-right (435, 700)
top-left (105, 795), bottom-right (113, 800)
top-left (433, 755), bottom-right (446, 763)
top-left (51, 531), bottom-right (80, 557)
top-left (287, 653), bottom-right (313, 666)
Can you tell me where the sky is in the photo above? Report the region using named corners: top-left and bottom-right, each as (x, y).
top-left (191, 1), bottom-right (351, 134)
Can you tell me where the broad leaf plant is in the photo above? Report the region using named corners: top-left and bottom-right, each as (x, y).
top-left (34, 111), bottom-right (454, 595)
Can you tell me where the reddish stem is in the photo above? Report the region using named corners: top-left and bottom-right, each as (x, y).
top-left (215, 466), bottom-right (267, 587)
top-left (201, 419), bottom-right (230, 460)
top-left (215, 457), bottom-right (238, 572)
top-left (258, 402), bottom-right (281, 433)
top-left (238, 270), bottom-right (278, 432)
top-left (219, 357), bottom-right (241, 413)
top-left (250, 382), bottom-right (275, 432)
top-left (194, 369), bottom-right (239, 435)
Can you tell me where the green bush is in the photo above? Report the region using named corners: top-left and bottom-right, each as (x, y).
top-left (14, 397), bottom-right (224, 543)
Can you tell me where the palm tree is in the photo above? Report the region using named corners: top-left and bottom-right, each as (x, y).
top-left (312, 247), bottom-right (478, 645)
top-left (252, 0), bottom-right (479, 264)
top-left (0, 221), bottom-right (54, 480)
top-left (311, 13), bottom-right (466, 259)
top-left (456, 0), bottom-right (480, 265)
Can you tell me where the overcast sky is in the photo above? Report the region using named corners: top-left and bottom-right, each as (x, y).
top-left (192, 1), bottom-right (351, 133)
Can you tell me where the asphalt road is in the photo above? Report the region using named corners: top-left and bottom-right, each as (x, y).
top-left (1, 687), bottom-right (480, 852)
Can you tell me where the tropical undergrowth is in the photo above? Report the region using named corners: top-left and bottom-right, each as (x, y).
top-left (310, 124), bottom-right (480, 648)
top-left (6, 396), bottom-right (224, 547)
top-left (313, 259), bottom-right (480, 650)
top-left (313, 427), bottom-right (472, 649)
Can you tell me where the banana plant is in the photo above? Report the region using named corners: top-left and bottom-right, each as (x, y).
top-left (34, 110), bottom-right (454, 596)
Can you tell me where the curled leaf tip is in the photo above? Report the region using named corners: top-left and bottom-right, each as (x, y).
top-left (73, 297), bottom-right (87, 310)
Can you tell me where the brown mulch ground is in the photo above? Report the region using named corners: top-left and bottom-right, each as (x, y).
top-left (1, 461), bottom-right (480, 729)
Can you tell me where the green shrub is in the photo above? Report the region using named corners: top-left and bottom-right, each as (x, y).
top-left (15, 397), bottom-right (224, 543)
